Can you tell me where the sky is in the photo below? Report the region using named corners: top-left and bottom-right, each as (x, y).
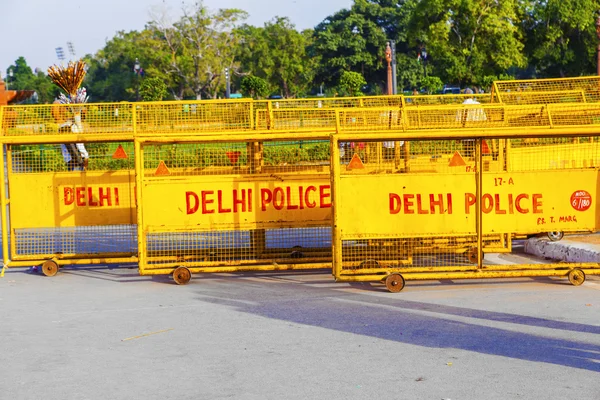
top-left (1, 0), bottom-right (352, 76)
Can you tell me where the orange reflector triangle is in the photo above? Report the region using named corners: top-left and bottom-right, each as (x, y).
top-left (154, 161), bottom-right (171, 176)
top-left (225, 151), bottom-right (241, 165)
top-left (448, 151), bottom-right (467, 167)
top-left (347, 153), bottom-right (365, 170)
top-left (112, 144), bottom-right (128, 159)
top-left (482, 139), bottom-right (491, 154)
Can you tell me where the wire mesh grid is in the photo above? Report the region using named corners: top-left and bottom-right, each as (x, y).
top-left (339, 236), bottom-right (496, 271)
top-left (142, 139), bottom-right (331, 177)
top-left (270, 108), bottom-right (337, 131)
top-left (337, 103), bottom-right (600, 132)
top-left (2, 103), bottom-right (133, 137)
top-left (254, 96), bottom-right (402, 110)
top-left (504, 136), bottom-right (600, 171)
top-left (135, 100), bottom-right (253, 135)
top-left (145, 227), bottom-right (331, 268)
top-left (13, 225), bottom-right (137, 257)
top-left (10, 142), bottom-right (134, 173)
top-left (405, 93), bottom-right (492, 106)
top-left (492, 76), bottom-right (600, 103)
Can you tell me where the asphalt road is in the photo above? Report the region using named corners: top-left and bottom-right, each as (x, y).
top-left (1, 249), bottom-right (599, 400)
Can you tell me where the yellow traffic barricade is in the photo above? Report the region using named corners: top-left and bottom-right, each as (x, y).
top-left (491, 75), bottom-right (600, 104)
top-left (134, 132), bottom-right (334, 284)
top-left (0, 102), bottom-right (138, 275)
top-left (331, 102), bottom-right (600, 292)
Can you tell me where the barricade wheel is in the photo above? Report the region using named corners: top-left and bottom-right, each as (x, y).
top-left (173, 267), bottom-right (192, 285)
top-left (41, 260), bottom-right (59, 277)
top-left (568, 268), bottom-right (585, 286)
top-left (466, 248), bottom-right (481, 264)
top-left (547, 231), bottom-right (564, 241)
top-left (384, 273), bottom-right (405, 293)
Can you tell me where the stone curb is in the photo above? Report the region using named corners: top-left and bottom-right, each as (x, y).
top-left (524, 237), bottom-right (600, 263)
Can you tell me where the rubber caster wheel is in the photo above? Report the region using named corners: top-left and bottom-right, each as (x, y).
top-left (41, 260), bottom-right (59, 277)
top-left (384, 273), bottom-right (405, 293)
top-left (547, 231), bottom-right (564, 241)
top-left (568, 268), bottom-right (585, 286)
top-left (467, 248), bottom-right (482, 264)
top-left (173, 267), bottom-right (191, 285)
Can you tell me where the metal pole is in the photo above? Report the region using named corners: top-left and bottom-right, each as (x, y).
top-left (385, 42), bottom-right (392, 95)
top-left (225, 67), bottom-right (231, 99)
top-left (391, 41), bottom-right (397, 95)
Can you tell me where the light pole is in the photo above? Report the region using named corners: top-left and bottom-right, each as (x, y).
top-left (225, 67), bottom-right (231, 99)
top-left (391, 40), bottom-right (397, 95)
top-left (385, 42), bottom-right (393, 95)
top-left (133, 58), bottom-right (141, 101)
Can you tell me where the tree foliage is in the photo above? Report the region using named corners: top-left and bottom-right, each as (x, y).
top-left (420, 76), bottom-right (443, 94)
top-left (237, 17), bottom-right (316, 98)
top-left (410, 0), bottom-right (527, 86)
top-left (240, 75), bottom-right (269, 99)
top-left (7, 0), bottom-right (600, 103)
top-left (139, 77), bottom-right (168, 101)
top-left (147, 2), bottom-right (248, 99)
top-left (338, 70), bottom-right (367, 96)
top-left (312, 0), bottom-right (415, 88)
top-left (522, 0), bottom-right (600, 77)
top-left (5, 57), bottom-right (57, 103)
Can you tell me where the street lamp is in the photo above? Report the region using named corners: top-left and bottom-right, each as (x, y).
top-left (421, 47), bottom-right (428, 77)
top-left (225, 67), bottom-right (230, 99)
top-left (133, 58), bottom-right (142, 101)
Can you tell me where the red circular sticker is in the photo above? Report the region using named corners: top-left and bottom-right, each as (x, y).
top-left (571, 190), bottom-right (592, 212)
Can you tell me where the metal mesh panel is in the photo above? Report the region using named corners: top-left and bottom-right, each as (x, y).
top-left (2, 103), bottom-right (133, 136)
top-left (405, 94), bottom-right (492, 106)
top-left (271, 108), bottom-right (337, 131)
top-left (505, 136), bottom-right (600, 171)
top-left (145, 227), bottom-right (331, 268)
top-left (142, 140), bottom-right (330, 177)
top-left (254, 95), bottom-right (402, 110)
top-left (13, 226), bottom-right (136, 257)
top-left (492, 76), bottom-right (600, 103)
top-left (136, 100), bottom-right (253, 134)
top-left (337, 103), bottom-right (600, 132)
top-left (139, 137), bottom-right (333, 274)
top-left (10, 142), bottom-right (134, 173)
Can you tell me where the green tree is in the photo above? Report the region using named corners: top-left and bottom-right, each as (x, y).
top-left (240, 75), bottom-right (269, 99)
top-left (338, 70), bottom-right (367, 96)
top-left (139, 77), bottom-right (168, 101)
top-left (522, 0), bottom-right (600, 77)
top-left (410, 0), bottom-right (527, 86)
top-left (5, 57), bottom-right (57, 103)
top-left (83, 31), bottom-right (149, 102)
top-left (419, 76), bottom-right (443, 94)
top-left (148, 2), bottom-right (248, 99)
top-left (237, 17), bottom-right (316, 98)
top-left (311, 0), bottom-right (417, 87)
